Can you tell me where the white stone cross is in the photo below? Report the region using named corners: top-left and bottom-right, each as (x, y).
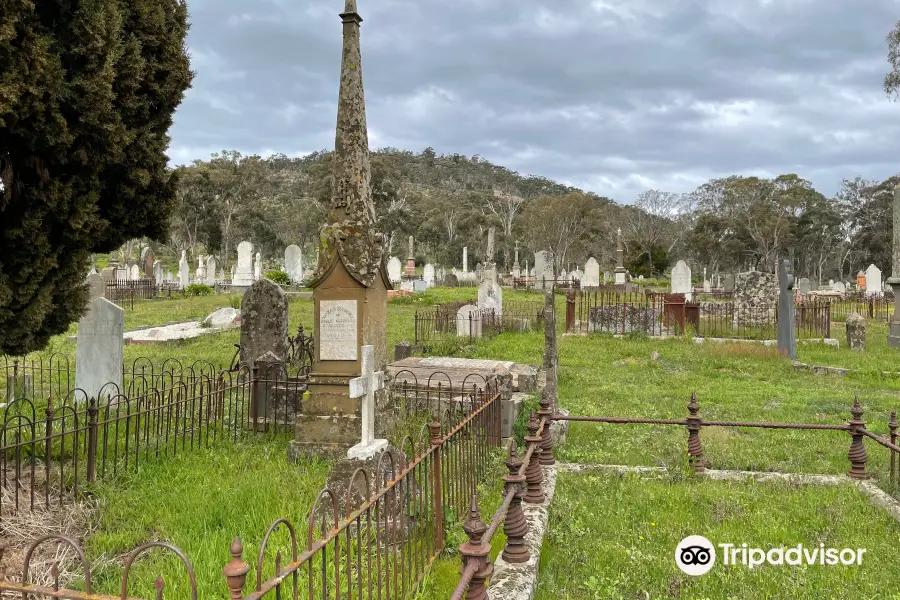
top-left (347, 345), bottom-right (388, 459)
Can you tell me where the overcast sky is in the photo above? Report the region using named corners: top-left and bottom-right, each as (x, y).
top-left (169, 0), bottom-right (900, 203)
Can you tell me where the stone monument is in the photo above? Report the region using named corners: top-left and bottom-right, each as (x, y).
top-left (776, 259), bottom-right (796, 359)
top-left (387, 257), bottom-right (401, 283)
top-left (75, 297), bottom-right (124, 401)
top-left (614, 228), bottom-right (627, 285)
top-left (205, 255), bottom-right (217, 286)
top-left (291, 0), bottom-right (391, 459)
top-left (423, 263), bottom-right (435, 286)
top-left (178, 251), bottom-right (189, 288)
top-left (233, 241), bottom-right (254, 286)
top-left (865, 264), bottom-right (882, 297)
top-left (583, 257), bottom-right (600, 287)
top-left (405, 236), bottom-right (416, 277)
top-left (239, 278), bottom-right (289, 371)
top-left (534, 250), bottom-right (553, 290)
top-left (463, 246), bottom-right (468, 273)
top-left (346, 345), bottom-right (388, 459)
top-left (671, 260), bottom-right (692, 301)
top-left (889, 185), bottom-right (900, 347)
top-left (254, 252), bottom-right (262, 281)
top-left (511, 241), bottom-right (521, 279)
top-left (285, 244), bottom-right (304, 284)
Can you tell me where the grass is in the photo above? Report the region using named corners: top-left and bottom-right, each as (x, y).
top-left (86, 434), bottom-right (330, 598)
top-left (536, 471), bottom-right (900, 599)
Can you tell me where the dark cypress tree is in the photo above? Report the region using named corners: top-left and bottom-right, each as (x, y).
top-left (0, 0), bottom-right (192, 355)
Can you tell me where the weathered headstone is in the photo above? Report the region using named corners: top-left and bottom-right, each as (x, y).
top-left (387, 257), bottom-right (402, 283)
top-left (178, 251), bottom-right (189, 288)
top-left (153, 261), bottom-right (163, 285)
top-left (614, 228), bottom-right (627, 284)
top-left (462, 246), bottom-right (468, 273)
top-left (832, 281), bottom-right (846, 293)
top-left (130, 264), bottom-right (141, 280)
top-left (724, 274), bottom-right (735, 292)
top-left (583, 257), bottom-right (600, 287)
top-left (423, 263), bottom-right (435, 286)
top-left (534, 250), bottom-right (553, 290)
top-left (865, 264), bottom-right (882, 297)
top-left (846, 313), bottom-right (866, 352)
top-left (233, 241), bottom-right (254, 286)
top-left (413, 280), bottom-right (428, 293)
top-left (798, 277), bottom-right (810, 294)
top-left (285, 245), bottom-right (303, 284)
top-left (443, 273), bottom-right (459, 287)
top-left (671, 260), bottom-right (692, 301)
top-left (291, 0), bottom-right (391, 460)
top-left (85, 273), bottom-right (105, 300)
top-left (254, 252), bottom-right (262, 281)
top-left (205, 255), bottom-right (217, 286)
top-left (239, 279), bottom-right (289, 370)
top-left (776, 259), bottom-right (796, 359)
top-left (100, 266), bottom-right (116, 283)
top-left (457, 305), bottom-right (482, 338)
top-left (75, 298), bottom-right (124, 401)
top-left (477, 270), bottom-right (503, 314)
top-left (141, 247), bottom-right (154, 279)
top-left (394, 341), bottom-right (412, 361)
top-left (195, 255), bottom-right (206, 282)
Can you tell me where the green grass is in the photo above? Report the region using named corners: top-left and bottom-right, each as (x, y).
top-left (536, 471), bottom-right (900, 600)
top-left (86, 434), bottom-right (330, 598)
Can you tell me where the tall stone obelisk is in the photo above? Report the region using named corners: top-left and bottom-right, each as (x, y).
top-left (290, 0), bottom-right (391, 459)
top-left (614, 228), bottom-right (627, 285)
top-left (888, 185), bottom-right (900, 348)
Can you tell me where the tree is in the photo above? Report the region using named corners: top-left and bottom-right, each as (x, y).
top-left (520, 192), bottom-right (596, 273)
top-left (885, 20), bottom-right (900, 99)
top-left (0, 0), bottom-right (192, 355)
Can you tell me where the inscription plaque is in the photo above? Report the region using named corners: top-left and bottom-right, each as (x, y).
top-left (319, 300), bottom-right (358, 361)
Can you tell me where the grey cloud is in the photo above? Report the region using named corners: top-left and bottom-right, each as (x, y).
top-left (169, 0), bottom-right (900, 201)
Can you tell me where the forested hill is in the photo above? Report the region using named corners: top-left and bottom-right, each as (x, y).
top-left (168, 147), bottom-right (897, 282)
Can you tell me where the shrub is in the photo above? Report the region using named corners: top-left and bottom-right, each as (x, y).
top-left (265, 270), bottom-right (291, 285)
top-left (184, 284), bottom-right (213, 297)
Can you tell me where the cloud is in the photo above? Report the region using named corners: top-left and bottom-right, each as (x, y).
top-left (168, 0), bottom-right (900, 202)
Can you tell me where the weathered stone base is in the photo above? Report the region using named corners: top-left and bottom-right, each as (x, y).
top-left (287, 439), bottom-right (351, 462)
top-left (888, 320), bottom-right (900, 349)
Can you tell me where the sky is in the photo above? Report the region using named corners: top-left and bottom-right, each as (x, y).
top-left (169, 0), bottom-right (900, 203)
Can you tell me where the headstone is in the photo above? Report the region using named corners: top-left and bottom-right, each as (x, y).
top-left (178, 251), bottom-right (189, 288)
top-left (573, 268), bottom-right (584, 283)
top-left (583, 258), bottom-right (600, 287)
top-left (239, 279), bottom-right (289, 370)
top-left (291, 0), bottom-right (392, 460)
top-left (776, 260), bottom-right (796, 359)
top-left (85, 273), bottom-right (105, 300)
top-left (165, 269), bottom-right (173, 283)
top-left (413, 280), bottom-right (428, 293)
top-left (702, 279), bottom-right (711, 292)
top-left (140, 247), bottom-right (154, 279)
top-left (463, 247), bottom-right (468, 273)
top-left (100, 266), bottom-right (116, 282)
top-left (846, 313), bottom-right (866, 352)
top-left (603, 271), bottom-right (611, 283)
top-left (394, 341), bottom-right (413, 361)
top-left (534, 250), bottom-right (553, 290)
top-left (205, 255), bottom-right (217, 286)
top-left (130, 264), bottom-right (141, 280)
top-left (865, 264), bottom-right (882, 297)
top-left (254, 252), bottom-right (262, 281)
top-left (798, 277), bottom-right (810, 294)
top-left (671, 260), bottom-right (692, 301)
top-left (478, 270), bottom-right (503, 314)
top-left (443, 273), bottom-right (459, 287)
top-left (285, 245), bottom-right (303, 284)
top-left (195, 255), bottom-right (206, 282)
top-left (75, 298), bottom-right (124, 402)
top-left (423, 263), bottom-right (435, 286)
top-left (153, 260), bottom-right (163, 285)
top-left (234, 241), bottom-right (254, 285)
top-left (724, 274), bottom-right (735, 292)
top-left (832, 281), bottom-right (846, 293)
top-left (346, 345), bottom-right (389, 459)
top-left (457, 305), bottom-right (482, 338)
top-left (386, 257), bottom-right (402, 283)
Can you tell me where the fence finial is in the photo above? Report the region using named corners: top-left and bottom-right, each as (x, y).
top-left (502, 443), bottom-right (529, 563)
top-left (686, 392), bottom-right (704, 472)
top-left (459, 494), bottom-right (492, 600)
top-left (223, 537), bottom-right (249, 599)
top-left (847, 396), bottom-right (868, 480)
top-left (538, 389), bottom-right (556, 466)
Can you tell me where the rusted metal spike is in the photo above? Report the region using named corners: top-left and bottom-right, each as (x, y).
top-left (154, 575), bottom-right (166, 600)
top-left (50, 562), bottom-right (60, 590)
top-left (275, 549), bottom-right (282, 575)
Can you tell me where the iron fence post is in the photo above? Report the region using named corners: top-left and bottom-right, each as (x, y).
top-left (890, 410), bottom-right (897, 489)
top-left (538, 391), bottom-right (556, 466)
top-left (86, 397), bottom-right (99, 483)
top-left (524, 411), bottom-right (544, 504)
top-left (458, 494), bottom-right (492, 600)
top-left (847, 397), bottom-right (868, 480)
top-left (686, 393), bottom-right (704, 473)
top-left (565, 292), bottom-right (574, 333)
top-left (223, 537), bottom-right (249, 599)
top-left (249, 365), bottom-right (260, 431)
top-left (429, 417), bottom-right (445, 551)
top-left (501, 444), bottom-right (529, 564)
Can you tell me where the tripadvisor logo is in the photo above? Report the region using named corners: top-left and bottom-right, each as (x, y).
top-left (675, 536), bottom-right (866, 576)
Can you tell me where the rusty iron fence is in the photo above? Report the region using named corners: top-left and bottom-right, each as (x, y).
top-left (414, 302), bottom-right (545, 347)
top-left (0, 382), bottom-right (504, 599)
top-left (565, 289), bottom-right (831, 339)
top-left (827, 293), bottom-right (894, 322)
top-left (0, 364), bottom-right (312, 521)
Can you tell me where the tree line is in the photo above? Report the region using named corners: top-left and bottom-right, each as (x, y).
top-left (164, 148), bottom-right (897, 284)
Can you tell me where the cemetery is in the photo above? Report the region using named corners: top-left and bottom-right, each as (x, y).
top-left (6, 1), bottom-right (900, 599)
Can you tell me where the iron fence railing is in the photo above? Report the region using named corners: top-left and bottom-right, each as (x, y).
top-left (0, 382), bottom-right (505, 600)
top-left (564, 290), bottom-right (832, 339)
top-left (413, 302), bottom-right (544, 347)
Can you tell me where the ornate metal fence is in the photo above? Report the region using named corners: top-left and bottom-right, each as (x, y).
top-left (0, 382), bottom-right (504, 600)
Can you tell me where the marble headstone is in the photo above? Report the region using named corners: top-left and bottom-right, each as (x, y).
top-left (205, 255), bottom-right (217, 286)
top-left (178, 251), bottom-right (189, 288)
top-left (75, 297), bottom-right (124, 402)
top-left (583, 257), bottom-right (600, 287)
top-left (865, 264), bottom-right (882, 297)
top-left (233, 241), bottom-right (254, 286)
top-left (798, 277), bottom-right (810, 294)
top-left (387, 257), bottom-right (402, 283)
top-left (671, 260), bottom-right (692, 300)
top-left (285, 244), bottom-right (303, 284)
top-left (456, 305), bottom-right (482, 338)
top-left (423, 263), bottom-right (435, 287)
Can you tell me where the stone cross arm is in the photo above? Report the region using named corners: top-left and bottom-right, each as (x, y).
top-left (349, 345), bottom-right (385, 448)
